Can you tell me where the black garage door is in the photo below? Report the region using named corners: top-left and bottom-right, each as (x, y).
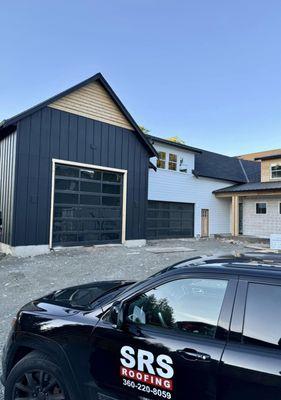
top-left (147, 200), bottom-right (194, 239)
top-left (52, 164), bottom-right (123, 246)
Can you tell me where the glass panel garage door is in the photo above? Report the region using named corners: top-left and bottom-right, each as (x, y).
top-left (52, 164), bottom-right (123, 246)
top-left (147, 200), bottom-right (194, 239)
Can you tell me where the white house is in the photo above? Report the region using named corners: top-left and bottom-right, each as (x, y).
top-left (147, 135), bottom-right (260, 239)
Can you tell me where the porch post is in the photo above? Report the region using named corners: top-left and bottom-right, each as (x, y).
top-left (231, 195), bottom-right (239, 236)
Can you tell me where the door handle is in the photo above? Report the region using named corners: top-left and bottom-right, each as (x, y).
top-left (177, 348), bottom-right (211, 361)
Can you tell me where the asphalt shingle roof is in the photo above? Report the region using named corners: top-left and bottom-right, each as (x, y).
top-left (194, 150), bottom-right (261, 183)
top-left (214, 180), bottom-right (281, 194)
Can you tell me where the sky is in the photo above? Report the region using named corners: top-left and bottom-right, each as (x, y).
top-left (1, 0), bottom-right (281, 156)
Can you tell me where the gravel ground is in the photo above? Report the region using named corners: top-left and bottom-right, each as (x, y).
top-left (0, 238), bottom-right (251, 398)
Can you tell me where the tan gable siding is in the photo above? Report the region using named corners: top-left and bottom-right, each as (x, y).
top-left (261, 158), bottom-right (281, 182)
top-left (238, 148), bottom-right (281, 161)
top-left (48, 81), bottom-right (134, 130)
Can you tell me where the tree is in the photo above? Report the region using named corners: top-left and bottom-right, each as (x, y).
top-left (139, 125), bottom-right (150, 134)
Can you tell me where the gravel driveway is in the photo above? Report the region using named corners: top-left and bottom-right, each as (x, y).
top-left (0, 238), bottom-right (251, 399)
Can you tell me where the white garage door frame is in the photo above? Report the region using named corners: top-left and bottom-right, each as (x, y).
top-left (49, 158), bottom-right (128, 249)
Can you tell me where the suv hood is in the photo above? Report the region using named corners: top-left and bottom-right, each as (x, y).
top-left (37, 280), bottom-right (134, 311)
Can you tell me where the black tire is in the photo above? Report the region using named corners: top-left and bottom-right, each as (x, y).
top-left (4, 351), bottom-right (74, 400)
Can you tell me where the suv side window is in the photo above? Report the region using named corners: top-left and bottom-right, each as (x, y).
top-left (243, 283), bottom-right (281, 349)
top-left (125, 278), bottom-right (228, 338)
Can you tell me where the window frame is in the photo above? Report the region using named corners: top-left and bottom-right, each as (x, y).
top-left (270, 163), bottom-right (281, 180)
top-left (115, 272), bottom-right (237, 341)
top-left (230, 277), bottom-right (281, 346)
top-left (156, 151), bottom-right (189, 174)
top-left (168, 153), bottom-right (178, 171)
top-left (256, 202), bottom-right (267, 214)
top-left (229, 276), bottom-right (281, 352)
top-left (156, 151), bottom-right (166, 170)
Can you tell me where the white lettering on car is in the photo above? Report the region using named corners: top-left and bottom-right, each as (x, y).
top-left (137, 349), bottom-right (155, 375)
top-left (156, 354), bottom-right (173, 379)
top-left (120, 345), bottom-right (135, 368)
top-left (120, 345), bottom-right (174, 396)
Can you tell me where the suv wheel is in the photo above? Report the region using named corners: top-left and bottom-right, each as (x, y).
top-left (4, 351), bottom-right (72, 400)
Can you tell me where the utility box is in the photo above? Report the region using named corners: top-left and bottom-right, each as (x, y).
top-left (270, 234), bottom-right (281, 250)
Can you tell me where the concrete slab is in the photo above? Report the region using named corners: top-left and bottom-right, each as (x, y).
top-left (146, 247), bottom-right (194, 254)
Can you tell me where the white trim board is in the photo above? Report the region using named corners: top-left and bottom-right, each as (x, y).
top-left (49, 158), bottom-right (128, 249)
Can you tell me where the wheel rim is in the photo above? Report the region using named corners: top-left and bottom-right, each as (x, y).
top-left (12, 369), bottom-right (66, 400)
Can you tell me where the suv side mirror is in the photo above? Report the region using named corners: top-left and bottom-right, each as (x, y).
top-left (110, 301), bottom-right (124, 329)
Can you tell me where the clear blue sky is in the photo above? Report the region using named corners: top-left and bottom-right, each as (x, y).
top-left (1, 0), bottom-right (281, 156)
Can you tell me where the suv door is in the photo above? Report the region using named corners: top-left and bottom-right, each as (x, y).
top-left (218, 277), bottom-right (281, 400)
top-left (90, 273), bottom-right (237, 400)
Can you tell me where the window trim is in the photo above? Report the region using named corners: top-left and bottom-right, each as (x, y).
top-left (50, 158), bottom-right (127, 249)
top-left (168, 153), bottom-right (178, 171)
top-left (256, 202), bottom-right (267, 214)
top-left (156, 151), bottom-right (189, 174)
top-left (157, 151), bottom-right (166, 170)
top-left (270, 163), bottom-right (281, 180)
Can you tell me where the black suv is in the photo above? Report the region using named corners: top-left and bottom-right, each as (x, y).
top-left (2, 255), bottom-right (281, 400)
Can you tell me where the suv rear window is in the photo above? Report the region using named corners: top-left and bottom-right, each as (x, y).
top-left (243, 283), bottom-right (281, 349)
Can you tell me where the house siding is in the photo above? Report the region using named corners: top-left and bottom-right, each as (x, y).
top-left (261, 158), bottom-right (281, 182)
top-left (0, 131), bottom-right (17, 245)
top-left (49, 81), bottom-right (134, 131)
top-left (148, 143), bottom-right (233, 236)
top-left (242, 196), bottom-right (281, 238)
top-left (13, 107), bottom-right (149, 246)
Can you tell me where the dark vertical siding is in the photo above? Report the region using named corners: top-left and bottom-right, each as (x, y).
top-left (14, 107), bottom-right (150, 246)
top-left (0, 131), bottom-right (17, 244)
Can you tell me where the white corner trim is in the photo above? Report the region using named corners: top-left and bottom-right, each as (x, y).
top-left (0, 243), bottom-right (49, 257)
top-left (124, 239), bottom-right (146, 248)
top-left (49, 158), bottom-right (128, 249)
top-left (52, 158), bottom-right (127, 174)
top-left (122, 171), bottom-right (128, 244)
top-left (49, 159), bottom-right (56, 249)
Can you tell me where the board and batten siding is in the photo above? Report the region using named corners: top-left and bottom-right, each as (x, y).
top-left (49, 81), bottom-right (134, 131)
top-left (148, 143), bottom-right (233, 236)
top-left (0, 131), bottom-right (17, 244)
top-left (13, 107), bottom-right (149, 246)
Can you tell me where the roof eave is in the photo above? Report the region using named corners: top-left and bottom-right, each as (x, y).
top-left (214, 187), bottom-right (281, 195)
top-left (193, 171), bottom-right (242, 183)
top-left (147, 135), bottom-right (202, 154)
top-left (255, 154), bottom-right (281, 161)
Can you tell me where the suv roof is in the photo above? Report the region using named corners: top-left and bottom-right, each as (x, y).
top-left (160, 254), bottom-right (281, 279)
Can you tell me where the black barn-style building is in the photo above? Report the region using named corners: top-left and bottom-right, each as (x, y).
top-left (0, 73), bottom-right (156, 255)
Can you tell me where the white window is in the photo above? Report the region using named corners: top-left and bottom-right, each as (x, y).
top-left (271, 164), bottom-right (281, 179)
top-left (168, 153), bottom-right (177, 171)
top-left (156, 151), bottom-right (188, 173)
top-left (157, 152), bottom-right (166, 169)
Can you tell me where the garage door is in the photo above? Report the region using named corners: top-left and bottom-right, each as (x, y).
top-left (52, 164), bottom-right (123, 247)
top-left (147, 200), bottom-right (194, 239)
